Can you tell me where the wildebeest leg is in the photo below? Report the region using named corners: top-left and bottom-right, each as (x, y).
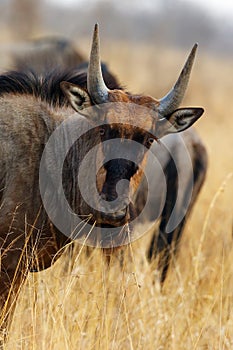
top-left (147, 156), bottom-right (178, 283)
top-left (149, 220), bottom-right (186, 284)
top-left (147, 143), bottom-right (207, 283)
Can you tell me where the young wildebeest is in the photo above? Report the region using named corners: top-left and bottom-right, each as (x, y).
top-left (0, 24), bottom-right (207, 336)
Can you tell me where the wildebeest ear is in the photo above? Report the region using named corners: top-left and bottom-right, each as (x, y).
top-left (60, 81), bottom-right (92, 112)
top-left (156, 107), bottom-right (204, 138)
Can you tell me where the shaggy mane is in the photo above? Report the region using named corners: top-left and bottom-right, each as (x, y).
top-left (0, 65), bottom-right (121, 107)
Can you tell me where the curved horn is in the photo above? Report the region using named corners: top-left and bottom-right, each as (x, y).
top-left (87, 23), bottom-right (109, 104)
top-left (158, 43), bottom-right (198, 116)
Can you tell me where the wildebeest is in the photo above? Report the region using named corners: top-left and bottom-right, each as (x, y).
top-left (12, 36), bottom-right (85, 73)
top-left (0, 24), bottom-right (207, 336)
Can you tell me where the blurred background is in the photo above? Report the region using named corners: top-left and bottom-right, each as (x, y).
top-left (0, 0), bottom-right (233, 54)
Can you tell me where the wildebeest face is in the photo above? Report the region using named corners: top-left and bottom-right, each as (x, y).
top-left (60, 85), bottom-right (158, 226)
top-left (60, 23), bottom-right (204, 229)
top-left (92, 98), bottom-right (158, 226)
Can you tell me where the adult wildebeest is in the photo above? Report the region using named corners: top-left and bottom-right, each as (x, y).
top-left (12, 36), bottom-right (85, 73)
top-left (0, 24), bottom-right (207, 337)
top-left (11, 35), bottom-right (120, 92)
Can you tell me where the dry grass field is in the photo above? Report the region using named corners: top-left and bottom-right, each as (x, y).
top-left (2, 41), bottom-right (233, 349)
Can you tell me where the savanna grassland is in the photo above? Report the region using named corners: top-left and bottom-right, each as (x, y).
top-left (3, 41), bottom-right (233, 349)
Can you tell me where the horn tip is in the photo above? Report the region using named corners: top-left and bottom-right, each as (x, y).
top-left (92, 23), bottom-right (99, 46)
top-left (94, 23), bottom-right (99, 33)
top-left (192, 43), bottom-right (198, 54)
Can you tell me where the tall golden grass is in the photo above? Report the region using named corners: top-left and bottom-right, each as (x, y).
top-left (4, 42), bottom-right (233, 349)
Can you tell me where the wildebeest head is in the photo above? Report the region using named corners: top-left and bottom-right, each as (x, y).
top-left (61, 24), bottom-right (204, 230)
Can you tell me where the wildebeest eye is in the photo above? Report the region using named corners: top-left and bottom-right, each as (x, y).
top-left (99, 128), bottom-right (105, 136)
top-left (147, 137), bottom-right (154, 146)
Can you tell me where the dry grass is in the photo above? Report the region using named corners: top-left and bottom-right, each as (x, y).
top-left (3, 42), bottom-right (233, 349)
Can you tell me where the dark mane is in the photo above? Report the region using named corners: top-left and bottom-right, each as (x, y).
top-left (0, 64), bottom-right (121, 107)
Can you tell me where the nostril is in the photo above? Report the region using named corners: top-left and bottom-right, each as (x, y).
top-left (100, 179), bottom-right (130, 204)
